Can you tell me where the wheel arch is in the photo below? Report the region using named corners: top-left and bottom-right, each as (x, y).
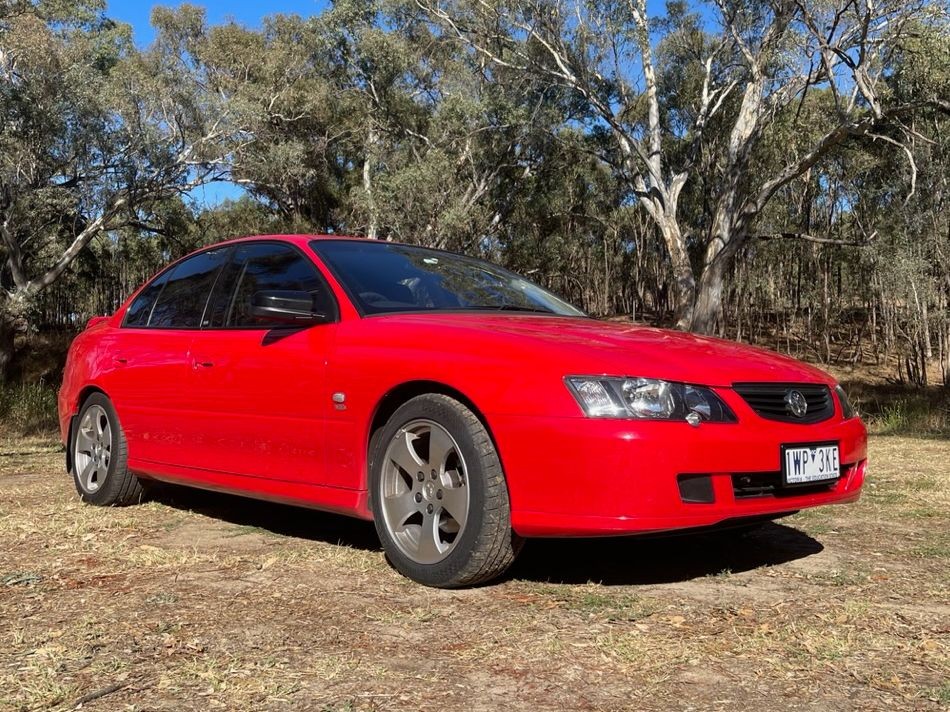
top-left (77, 384), bottom-right (109, 406)
top-left (65, 385), bottom-right (110, 474)
top-left (365, 380), bottom-right (503, 492)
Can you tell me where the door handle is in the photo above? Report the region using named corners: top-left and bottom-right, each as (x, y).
top-left (114, 357), bottom-right (128, 365)
top-left (193, 360), bottom-right (214, 369)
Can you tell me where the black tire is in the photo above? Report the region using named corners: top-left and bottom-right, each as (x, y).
top-left (369, 394), bottom-right (521, 587)
top-left (70, 393), bottom-right (145, 506)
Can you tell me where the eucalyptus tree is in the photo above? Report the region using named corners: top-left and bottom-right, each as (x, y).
top-left (0, 0), bottom-right (248, 377)
top-left (322, 0), bottom-right (572, 250)
top-left (721, 17), bottom-right (950, 383)
top-left (853, 21), bottom-right (950, 384)
top-left (413, 0), bottom-right (949, 332)
top-left (150, 7), bottom-right (356, 230)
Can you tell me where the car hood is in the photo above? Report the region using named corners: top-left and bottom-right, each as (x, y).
top-left (373, 313), bottom-right (834, 387)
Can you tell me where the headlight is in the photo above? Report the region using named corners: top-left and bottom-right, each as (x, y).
top-left (565, 377), bottom-right (737, 422)
top-left (835, 385), bottom-right (857, 419)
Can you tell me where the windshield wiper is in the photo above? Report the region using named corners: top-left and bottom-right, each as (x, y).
top-left (467, 304), bottom-right (553, 313)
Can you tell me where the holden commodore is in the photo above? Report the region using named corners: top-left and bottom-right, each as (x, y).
top-left (58, 235), bottom-right (867, 587)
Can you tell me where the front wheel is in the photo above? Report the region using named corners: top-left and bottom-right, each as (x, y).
top-left (370, 394), bottom-right (521, 587)
top-left (70, 393), bottom-right (145, 506)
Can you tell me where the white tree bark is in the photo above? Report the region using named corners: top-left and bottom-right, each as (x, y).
top-left (363, 125), bottom-right (380, 240)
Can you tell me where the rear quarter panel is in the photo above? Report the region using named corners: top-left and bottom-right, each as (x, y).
top-left (58, 319), bottom-right (117, 443)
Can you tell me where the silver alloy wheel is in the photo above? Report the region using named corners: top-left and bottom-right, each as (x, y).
top-left (74, 404), bottom-right (112, 494)
top-left (379, 419), bottom-right (471, 565)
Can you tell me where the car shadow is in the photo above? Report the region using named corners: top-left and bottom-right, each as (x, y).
top-left (505, 522), bottom-right (823, 586)
top-left (146, 483), bottom-right (382, 552)
top-left (145, 485), bottom-right (822, 586)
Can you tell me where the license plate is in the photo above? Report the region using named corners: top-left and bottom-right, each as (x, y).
top-left (782, 443), bottom-right (840, 485)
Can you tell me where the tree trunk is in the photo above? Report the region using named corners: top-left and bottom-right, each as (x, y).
top-left (0, 306), bottom-right (19, 383)
top-left (691, 258), bottom-right (727, 334)
top-left (363, 126), bottom-right (379, 240)
top-left (689, 206), bottom-right (745, 334)
top-left (653, 213), bottom-right (695, 329)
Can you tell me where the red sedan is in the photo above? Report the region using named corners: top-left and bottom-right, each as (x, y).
top-left (59, 235), bottom-right (867, 587)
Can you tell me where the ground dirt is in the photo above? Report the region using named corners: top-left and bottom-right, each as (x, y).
top-left (1, 436), bottom-right (947, 711)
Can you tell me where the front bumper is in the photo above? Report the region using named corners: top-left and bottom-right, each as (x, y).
top-left (492, 407), bottom-right (867, 537)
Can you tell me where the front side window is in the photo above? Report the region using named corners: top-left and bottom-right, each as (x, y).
top-left (310, 240), bottom-right (585, 317)
top-left (205, 243), bottom-right (336, 328)
top-left (147, 248), bottom-right (231, 328)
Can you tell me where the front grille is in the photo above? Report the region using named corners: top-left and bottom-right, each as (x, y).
top-left (731, 471), bottom-right (781, 498)
top-left (733, 383), bottom-right (834, 424)
top-left (732, 468), bottom-right (844, 499)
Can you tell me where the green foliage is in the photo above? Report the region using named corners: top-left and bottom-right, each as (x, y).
top-left (843, 382), bottom-right (950, 437)
top-left (0, 0), bottom-right (251, 358)
top-left (865, 398), bottom-right (950, 438)
top-left (0, 382), bottom-right (58, 435)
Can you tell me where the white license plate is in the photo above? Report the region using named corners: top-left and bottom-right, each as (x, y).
top-left (782, 443), bottom-right (840, 485)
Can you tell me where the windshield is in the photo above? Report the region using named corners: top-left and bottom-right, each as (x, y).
top-left (310, 240), bottom-right (586, 317)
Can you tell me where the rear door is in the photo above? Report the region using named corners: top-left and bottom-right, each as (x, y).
top-left (107, 246), bottom-right (231, 466)
top-left (182, 241), bottom-right (341, 485)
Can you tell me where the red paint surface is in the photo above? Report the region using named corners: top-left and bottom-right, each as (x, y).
top-left (59, 234), bottom-right (866, 536)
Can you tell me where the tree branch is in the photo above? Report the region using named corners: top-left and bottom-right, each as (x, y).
top-left (869, 132), bottom-right (917, 205)
top-left (20, 196), bottom-right (128, 296)
top-left (751, 102), bottom-right (932, 216)
top-left (756, 230), bottom-right (878, 246)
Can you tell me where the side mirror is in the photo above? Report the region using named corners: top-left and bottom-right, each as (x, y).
top-left (250, 290), bottom-right (330, 326)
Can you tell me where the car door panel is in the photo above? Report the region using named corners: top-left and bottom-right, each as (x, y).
top-left (96, 328), bottom-right (195, 466)
top-left (180, 242), bottom-right (339, 486)
top-left (185, 326), bottom-right (335, 483)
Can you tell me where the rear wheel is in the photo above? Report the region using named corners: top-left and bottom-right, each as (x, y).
top-left (370, 394), bottom-right (520, 587)
top-left (71, 393), bottom-right (145, 506)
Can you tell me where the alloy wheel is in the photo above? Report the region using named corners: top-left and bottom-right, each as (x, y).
top-left (74, 404), bottom-right (112, 493)
top-left (379, 419), bottom-right (470, 564)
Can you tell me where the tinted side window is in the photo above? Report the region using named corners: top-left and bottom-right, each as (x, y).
top-left (148, 248), bottom-right (230, 328)
top-left (205, 243), bottom-right (334, 328)
top-left (124, 271), bottom-right (171, 327)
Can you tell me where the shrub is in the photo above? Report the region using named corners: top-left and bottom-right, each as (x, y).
top-left (0, 382), bottom-right (59, 435)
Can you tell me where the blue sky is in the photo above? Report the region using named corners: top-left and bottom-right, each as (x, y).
top-left (109, 0), bottom-right (332, 47)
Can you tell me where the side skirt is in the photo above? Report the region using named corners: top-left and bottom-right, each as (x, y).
top-left (129, 458), bottom-right (373, 521)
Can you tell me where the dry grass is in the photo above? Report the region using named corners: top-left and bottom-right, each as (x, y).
top-left (1, 435), bottom-right (948, 711)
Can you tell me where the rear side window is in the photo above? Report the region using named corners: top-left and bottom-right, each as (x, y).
top-left (147, 248), bottom-right (230, 328)
top-left (124, 271), bottom-right (171, 327)
top-left (205, 243), bottom-right (335, 328)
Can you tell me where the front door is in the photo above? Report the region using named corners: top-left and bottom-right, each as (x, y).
top-left (182, 241), bottom-right (341, 486)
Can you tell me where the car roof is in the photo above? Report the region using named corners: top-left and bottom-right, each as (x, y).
top-left (212, 233), bottom-right (367, 247)
top-left (163, 234), bottom-right (373, 262)
top-left (169, 234), bottom-right (467, 276)
top-left (206, 233), bottom-right (444, 252)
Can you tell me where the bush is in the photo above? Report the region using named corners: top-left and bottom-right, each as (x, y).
top-left (0, 382), bottom-right (59, 435)
top-left (843, 381), bottom-right (950, 437)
